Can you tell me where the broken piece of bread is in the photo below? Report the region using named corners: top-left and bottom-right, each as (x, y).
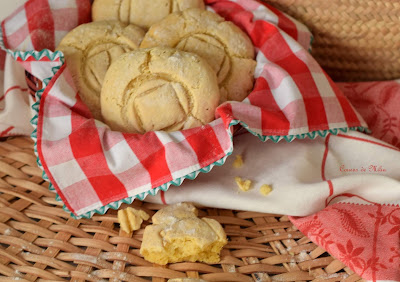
top-left (118, 207), bottom-right (150, 233)
top-left (151, 202), bottom-right (198, 225)
top-left (260, 184), bottom-right (273, 196)
top-left (235, 177), bottom-right (252, 192)
top-left (140, 203), bottom-right (227, 265)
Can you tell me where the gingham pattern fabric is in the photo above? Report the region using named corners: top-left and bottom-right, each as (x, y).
top-left (1, 0), bottom-right (368, 217)
top-left (1, 0), bottom-right (91, 52)
top-left (210, 0), bottom-right (366, 138)
top-left (0, 0), bottom-right (91, 137)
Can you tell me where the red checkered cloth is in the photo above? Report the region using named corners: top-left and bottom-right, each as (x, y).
top-left (0, 0), bottom-right (367, 217)
top-left (1, 0), bottom-right (91, 51)
top-left (0, 0), bottom-right (91, 137)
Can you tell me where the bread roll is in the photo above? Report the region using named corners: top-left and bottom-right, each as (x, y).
top-left (92, 0), bottom-right (205, 30)
top-left (141, 9), bottom-right (256, 103)
top-left (101, 47), bottom-right (220, 133)
top-left (57, 21), bottom-right (145, 120)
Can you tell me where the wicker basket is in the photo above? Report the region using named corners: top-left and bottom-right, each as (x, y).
top-left (265, 0), bottom-right (400, 82)
top-left (0, 137), bottom-right (363, 281)
top-left (2, 0), bottom-right (394, 280)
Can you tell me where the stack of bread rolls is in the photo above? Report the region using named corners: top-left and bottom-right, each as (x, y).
top-left (57, 0), bottom-right (256, 134)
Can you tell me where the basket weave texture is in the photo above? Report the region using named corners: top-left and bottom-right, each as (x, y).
top-left (0, 137), bottom-right (363, 281)
top-left (2, 0), bottom-right (390, 280)
top-left (264, 0), bottom-right (400, 82)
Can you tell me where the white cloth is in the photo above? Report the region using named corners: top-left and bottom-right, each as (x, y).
top-left (146, 130), bottom-right (400, 216)
top-left (0, 54), bottom-right (34, 136)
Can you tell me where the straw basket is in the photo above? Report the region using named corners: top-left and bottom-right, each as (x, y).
top-left (266, 0), bottom-right (400, 82)
top-left (1, 0), bottom-right (395, 280)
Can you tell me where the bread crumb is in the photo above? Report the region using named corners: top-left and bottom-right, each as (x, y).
top-left (235, 177), bottom-right (252, 192)
top-left (297, 250), bottom-right (309, 262)
top-left (232, 155), bottom-right (243, 168)
top-left (118, 207), bottom-right (150, 233)
top-left (260, 184), bottom-right (272, 196)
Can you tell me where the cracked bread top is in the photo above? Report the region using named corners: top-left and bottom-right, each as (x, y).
top-left (92, 0), bottom-right (205, 30)
top-left (101, 47), bottom-right (220, 133)
top-left (140, 8), bottom-right (256, 103)
top-left (57, 21), bottom-right (145, 120)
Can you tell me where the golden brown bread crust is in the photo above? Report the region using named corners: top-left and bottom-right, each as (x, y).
top-left (57, 21), bottom-right (145, 120)
top-left (140, 8), bottom-right (256, 103)
top-left (100, 47), bottom-right (220, 133)
top-left (140, 203), bottom-right (227, 265)
top-left (92, 0), bottom-right (205, 30)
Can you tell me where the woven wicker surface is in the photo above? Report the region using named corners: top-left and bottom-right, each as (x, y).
top-left (2, 1), bottom-right (386, 279)
top-left (263, 0), bottom-right (400, 82)
top-left (0, 137), bottom-right (363, 281)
